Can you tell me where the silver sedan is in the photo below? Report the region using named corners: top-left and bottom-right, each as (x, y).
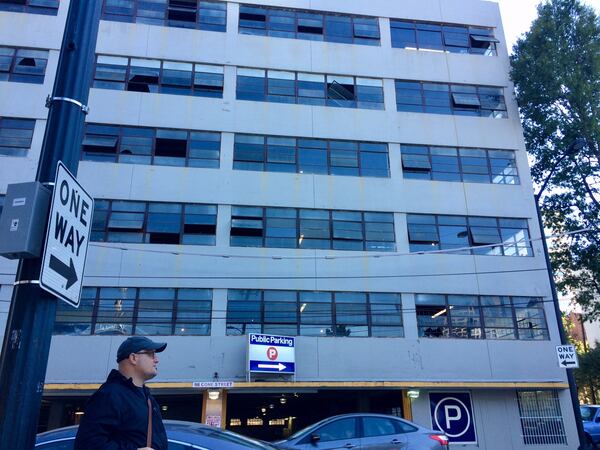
top-left (273, 413), bottom-right (448, 450)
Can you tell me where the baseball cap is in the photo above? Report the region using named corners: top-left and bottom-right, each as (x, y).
top-left (116, 336), bottom-right (167, 362)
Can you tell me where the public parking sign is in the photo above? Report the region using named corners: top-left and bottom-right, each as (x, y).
top-left (429, 392), bottom-right (477, 444)
top-left (40, 162), bottom-right (93, 307)
top-left (248, 333), bottom-right (295, 374)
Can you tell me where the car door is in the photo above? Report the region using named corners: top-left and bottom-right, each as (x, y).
top-left (298, 417), bottom-right (361, 450)
top-left (592, 410), bottom-right (600, 444)
top-left (360, 417), bottom-right (407, 450)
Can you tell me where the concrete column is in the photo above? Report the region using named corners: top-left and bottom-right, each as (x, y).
top-left (202, 390), bottom-right (227, 429)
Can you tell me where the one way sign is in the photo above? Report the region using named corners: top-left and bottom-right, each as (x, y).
top-left (40, 162), bottom-right (94, 307)
top-left (556, 345), bottom-right (579, 369)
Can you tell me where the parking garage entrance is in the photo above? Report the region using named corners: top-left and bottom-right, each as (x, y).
top-left (225, 389), bottom-right (407, 441)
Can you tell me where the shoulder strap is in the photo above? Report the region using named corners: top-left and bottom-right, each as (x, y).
top-left (147, 397), bottom-right (153, 448)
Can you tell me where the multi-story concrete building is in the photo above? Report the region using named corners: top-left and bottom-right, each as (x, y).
top-left (0, 0), bottom-right (579, 448)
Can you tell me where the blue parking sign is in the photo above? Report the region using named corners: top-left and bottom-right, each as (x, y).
top-left (429, 393), bottom-right (477, 444)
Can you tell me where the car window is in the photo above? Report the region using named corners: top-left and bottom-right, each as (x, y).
top-left (394, 419), bottom-right (418, 434)
top-left (35, 439), bottom-right (74, 450)
top-left (363, 418), bottom-right (397, 437)
top-left (316, 418), bottom-right (357, 442)
top-left (581, 406), bottom-right (598, 421)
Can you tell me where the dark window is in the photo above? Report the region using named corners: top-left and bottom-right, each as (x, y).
top-left (231, 207), bottom-right (395, 251)
top-left (391, 19), bottom-right (497, 55)
top-left (233, 133), bottom-right (389, 177)
top-left (102, 0), bottom-right (226, 31)
top-left (239, 4), bottom-right (380, 46)
top-left (401, 144), bottom-right (519, 184)
top-left (416, 294), bottom-right (548, 340)
top-left (0, 195), bottom-right (5, 217)
top-left (396, 80), bottom-right (507, 118)
top-left (407, 214), bottom-right (532, 256)
top-left (237, 68), bottom-right (383, 110)
top-left (0, 117), bottom-right (35, 157)
top-left (91, 199), bottom-right (217, 245)
top-left (227, 290), bottom-right (402, 337)
top-left (316, 418), bottom-right (357, 441)
top-left (0, 46), bottom-right (48, 84)
top-left (0, 0), bottom-right (59, 15)
top-left (93, 55), bottom-right (223, 98)
top-left (54, 287), bottom-right (212, 336)
top-left (81, 123), bottom-right (220, 168)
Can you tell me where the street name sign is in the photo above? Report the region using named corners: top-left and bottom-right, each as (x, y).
top-left (40, 162), bottom-right (93, 307)
top-left (556, 345), bottom-right (579, 369)
top-left (248, 333), bottom-right (295, 374)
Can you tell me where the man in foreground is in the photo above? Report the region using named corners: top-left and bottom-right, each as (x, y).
top-left (74, 336), bottom-right (168, 450)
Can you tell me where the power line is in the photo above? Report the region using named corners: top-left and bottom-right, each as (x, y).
top-left (87, 226), bottom-right (593, 261)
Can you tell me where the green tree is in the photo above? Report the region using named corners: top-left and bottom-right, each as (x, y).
top-left (510, 0), bottom-right (600, 318)
top-left (574, 346), bottom-right (600, 404)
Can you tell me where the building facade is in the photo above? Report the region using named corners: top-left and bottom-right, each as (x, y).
top-left (0, 0), bottom-right (579, 448)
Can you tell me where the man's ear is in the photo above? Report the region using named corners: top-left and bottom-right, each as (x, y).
top-left (127, 353), bottom-right (137, 365)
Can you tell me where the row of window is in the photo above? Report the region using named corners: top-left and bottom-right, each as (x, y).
top-left (0, 46), bottom-right (48, 84)
top-left (401, 144), bottom-right (519, 184)
top-left (91, 199), bottom-right (534, 257)
top-left (53, 288), bottom-right (549, 341)
top-left (395, 81), bottom-right (507, 117)
top-left (91, 200), bottom-right (217, 245)
top-left (91, 57), bottom-right (508, 116)
top-left (97, 0), bottom-right (500, 57)
top-left (231, 206), bottom-right (396, 251)
top-left (2, 120), bottom-right (521, 186)
top-left (390, 20), bottom-right (498, 55)
top-left (227, 290), bottom-right (403, 338)
top-left (236, 68), bottom-right (384, 110)
top-left (415, 294), bottom-right (548, 340)
top-left (102, 0), bottom-right (226, 31)
top-left (0, 117), bottom-right (35, 157)
top-left (93, 55), bottom-right (224, 96)
top-left (239, 5), bottom-right (380, 45)
top-left (407, 214), bottom-right (532, 256)
top-left (54, 287), bottom-right (213, 336)
top-left (0, 0), bottom-right (58, 15)
top-left (82, 123), bottom-right (221, 168)
top-left (233, 134), bottom-right (389, 177)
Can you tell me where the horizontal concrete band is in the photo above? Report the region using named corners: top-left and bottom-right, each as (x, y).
top-left (44, 380), bottom-right (569, 393)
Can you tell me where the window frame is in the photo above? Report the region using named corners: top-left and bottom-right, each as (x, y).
top-left (390, 19), bottom-right (498, 55)
top-left (101, 0), bottom-right (227, 32)
top-left (0, 46), bottom-right (48, 84)
top-left (93, 55), bottom-right (224, 98)
top-left (230, 206), bottom-right (396, 252)
top-left (395, 80), bottom-right (507, 118)
top-left (226, 290), bottom-right (403, 338)
top-left (81, 123), bottom-right (221, 168)
top-left (54, 287), bottom-right (213, 336)
top-left (238, 4), bottom-right (380, 46)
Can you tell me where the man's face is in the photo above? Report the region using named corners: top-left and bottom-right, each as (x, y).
top-left (132, 349), bottom-right (159, 381)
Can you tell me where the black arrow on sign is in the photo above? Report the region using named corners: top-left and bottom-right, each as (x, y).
top-left (49, 255), bottom-right (78, 289)
top-left (561, 359), bottom-right (577, 367)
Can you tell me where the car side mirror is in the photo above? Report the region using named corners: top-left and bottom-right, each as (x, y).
top-left (595, 417), bottom-right (600, 423)
top-left (310, 434), bottom-right (321, 444)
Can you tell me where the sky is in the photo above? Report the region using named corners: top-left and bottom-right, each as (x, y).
top-left (494, 0), bottom-right (600, 52)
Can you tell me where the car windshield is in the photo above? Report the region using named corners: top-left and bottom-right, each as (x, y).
top-left (581, 406), bottom-right (598, 421)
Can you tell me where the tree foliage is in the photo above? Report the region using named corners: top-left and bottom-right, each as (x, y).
top-left (510, 0), bottom-right (600, 318)
top-left (574, 345), bottom-right (600, 404)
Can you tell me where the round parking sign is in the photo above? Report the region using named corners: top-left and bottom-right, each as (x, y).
top-left (429, 393), bottom-right (477, 444)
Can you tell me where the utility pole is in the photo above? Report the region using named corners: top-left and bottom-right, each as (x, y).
top-left (0, 1), bottom-right (102, 448)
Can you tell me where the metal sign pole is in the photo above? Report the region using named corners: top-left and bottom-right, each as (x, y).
top-left (0, 1), bottom-right (102, 448)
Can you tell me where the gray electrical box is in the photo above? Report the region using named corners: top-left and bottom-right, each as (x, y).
top-left (0, 182), bottom-right (51, 259)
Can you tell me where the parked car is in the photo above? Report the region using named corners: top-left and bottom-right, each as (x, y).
top-left (581, 405), bottom-right (600, 449)
top-left (36, 419), bottom-right (279, 450)
top-left (273, 413), bottom-right (448, 450)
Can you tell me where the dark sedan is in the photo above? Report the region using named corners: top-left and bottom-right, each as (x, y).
top-left (36, 420), bottom-right (278, 450)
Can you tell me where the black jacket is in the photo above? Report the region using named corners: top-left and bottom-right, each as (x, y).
top-left (74, 369), bottom-right (168, 450)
